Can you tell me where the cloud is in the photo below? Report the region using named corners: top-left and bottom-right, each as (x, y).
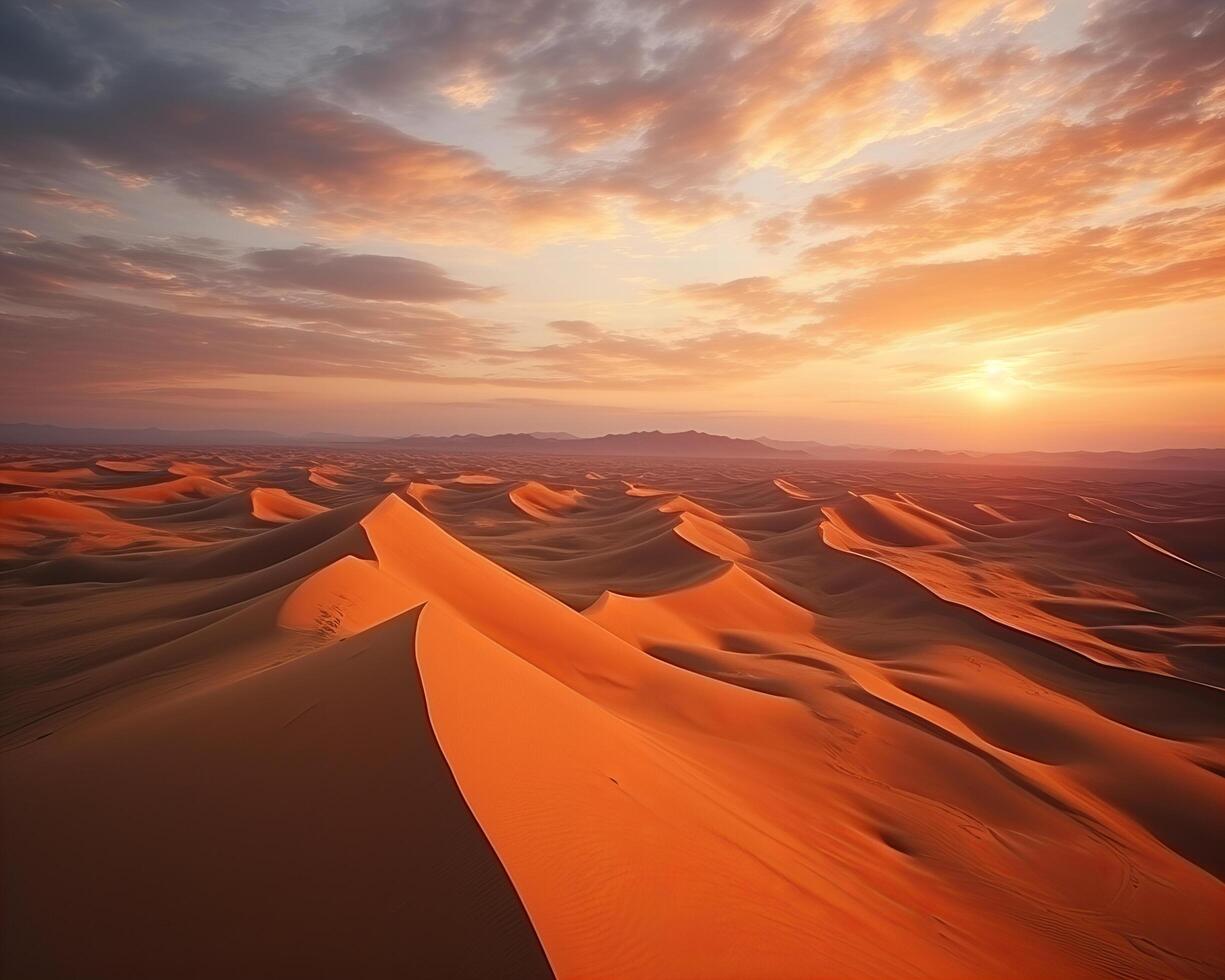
top-left (5, 69), bottom-right (616, 244)
top-left (794, 0), bottom-right (1225, 267)
top-left (0, 232), bottom-right (505, 395)
top-left (0, 3), bottom-right (101, 94)
top-left (1, 0), bottom-right (1221, 440)
top-left (816, 207), bottom-right (1225, 339)
top-left (529, 318), bottom-right (820, 384)
top-left (676, 276), bottom-right (822, 321)
top-left (0, 232), bottom-right (825, 417)
top-left (724, 0), bottom-right (1225, 355)
top-left (547, 319), bottom-right (603, 340)
top-left (1041, 355), bottom-right (1225, 388)
top-left (29, 187), bottom-right (120, 217)
top-left (800, 109), bottom-right (1225, 270)
top-left (805, 167), bottom-right (941, 225)
top-left (324, 0), bottom-right (1046, 223)
top-left (751, 214), bottom-right (794, 251)
top-left (245, 246), bottom-right (502, 303)
top-left (5, 0), bottom-right (1216, 258)
top-left (0, 13), bottom-right (617, 246)
top-left (680, 202), bottom-right (1225, 344)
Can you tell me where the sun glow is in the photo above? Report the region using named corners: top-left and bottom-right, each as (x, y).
top-left (974, 359), bottom-right (1021, 403)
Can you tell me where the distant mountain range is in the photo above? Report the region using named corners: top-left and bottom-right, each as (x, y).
top-left (2, 422), bottom-right (1222, 470)
top-left (383, 430), bottom-right (808, 458)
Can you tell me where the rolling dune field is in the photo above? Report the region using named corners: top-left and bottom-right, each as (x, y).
top-left (1, 448), bottom-right (1223, 979)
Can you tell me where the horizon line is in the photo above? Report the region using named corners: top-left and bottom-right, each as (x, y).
top-left (2, 420), bottom-right (1222, 458)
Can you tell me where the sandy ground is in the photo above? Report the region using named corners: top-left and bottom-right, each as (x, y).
top-left (1, 448), bottom-right (1222, 979)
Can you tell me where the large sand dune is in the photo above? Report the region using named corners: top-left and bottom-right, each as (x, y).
top-left (1, 448), bottom-right (1222, 978)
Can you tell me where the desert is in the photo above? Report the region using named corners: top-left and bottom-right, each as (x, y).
top-left (3, 0), bottom-right (1224, 974)
top-left (2, 446), bottom-right (1222, 978)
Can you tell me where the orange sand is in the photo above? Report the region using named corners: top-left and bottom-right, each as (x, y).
top-left (2, 448), bottom-right (1222, 979)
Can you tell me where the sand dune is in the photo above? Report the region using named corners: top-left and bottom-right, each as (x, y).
top-left (69, 473), bottom-right (234, 503)
top-left (508, 481), bottom-right (586, 521)
top-left (0, 465), bottom-right (101, 489)
top-left (249, 486), bottom-right (329, 524)
top-left (0, 496), bottom-right (199, 556)
top-left (96, 458), bottom-right (160, 473)
top-left (1, 448), bottom-right (1222, 979)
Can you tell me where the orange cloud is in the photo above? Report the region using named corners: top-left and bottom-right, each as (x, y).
top-left (1040, 355), bottom-right (1225, 388)
top-left (751, 214), bottom-right (795, 250)
top-left (676, 276), bottom-right (822, 321)
top-left (816, 208), bottom-right (1225, 340)
top-left (686, 204), bottom-right (1225, 345)
top-left (29, 187), bottom-right (119, 217)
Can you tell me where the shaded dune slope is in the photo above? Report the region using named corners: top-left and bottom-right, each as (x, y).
top-left (2, 606), bottom-right (554, 979)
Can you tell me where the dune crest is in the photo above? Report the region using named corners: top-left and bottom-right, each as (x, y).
top-left (671, 510), bottom-right (751, 559)
top-left (773, 476), bottom-right (819, 499)
top-left (657, 494), bottom-right (723, 522)
top-left (624, 482), bottom-right (671, 497)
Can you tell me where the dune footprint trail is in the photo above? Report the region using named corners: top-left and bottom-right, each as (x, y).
top-left (1, 449), bottom-right (1223, 979)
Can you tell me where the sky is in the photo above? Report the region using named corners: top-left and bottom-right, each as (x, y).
top-left (0, 0), bottom-right (1222, 451)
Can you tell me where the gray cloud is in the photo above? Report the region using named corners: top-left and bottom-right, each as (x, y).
top-left (245, 246), bottom-right (503, 303)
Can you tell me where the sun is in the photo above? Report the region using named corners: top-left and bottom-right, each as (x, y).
top-left (975, 359), bottom-right (1019, 403)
